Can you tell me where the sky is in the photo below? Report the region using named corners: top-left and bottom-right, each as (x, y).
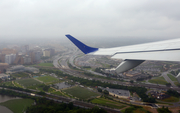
top-left (1, 0), bottom-right (180, 40)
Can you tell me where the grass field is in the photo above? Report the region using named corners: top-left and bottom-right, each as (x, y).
top-left (1, 81), bottom-right (14, 87)
top-left (63, 86), bottom-right (99, 99)
top-left (174, 82), bottom-right (180, 86)
top-left (161, 96), bottom-right (179, 102)
top-left (167, 74), bottom-right (178, 82)
top-left (11, 72), bottom-right (29, 78)
top-left (148, 76), bottom-right (168, 85)
top-left (91, 97), bottom-right (126, 109)
top-left (0, 99), bottom-right (34, 113)
top-left (37, 63), bottom-right (54, 67)
top-left (36, 76), bottom-right (58, 83)
top-left (14, 82), bottom-right (23, 88)
top-left (52, 91), bottom-right (63, 96)
top-left (16, 78), bottom-right (42, 87)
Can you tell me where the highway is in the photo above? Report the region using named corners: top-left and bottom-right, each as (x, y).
top-left (51, 49), bottom-right (180, 109)
top-left (53, 51), bottom-right (180, 92)
top-left (162, 72), bottom-right (176, 87)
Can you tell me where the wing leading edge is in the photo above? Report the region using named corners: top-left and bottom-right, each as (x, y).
top-left (66, 34), bottom-right (180, 73)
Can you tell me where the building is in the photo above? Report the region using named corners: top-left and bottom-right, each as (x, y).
top-left (0, 63), bottom-right (9, 73)
top-left (43, 48), bottom-right (55, 57)
top-left (13, 54), bottom-right (24, 65)
top-left (43, 50), bottom-right (51, 57)
top-left (23, 55), bottom-right (31, 64)
top-left (0, 74), bottom-right (10, 79)
top-left (28, 50), bottom-right (41, 63)
top-left (0, 48), bottom-right (17, 55)
top-left (21, 45), bottom-right (29, 54)
top-left (7, 65), bottom-right (39, 73)
top-left (5, 54), bottom-right (16, 64)
top-left (34, 51), bottom-right (41, 62)
top-left (0, 54), bottom-right (5, 63)
top-left (103, 88), bottom-right (130, 99)
top-left (25, 67), bottom-right (39, 73)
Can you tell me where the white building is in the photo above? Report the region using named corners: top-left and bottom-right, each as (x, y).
top-left (5, 54), bottom-right (16, 64)
top-left (0, 74), bottom-right (10, 79)
top-left (103, 88), bottom-right (130, 99)
top-left (25, 67), bottom-right (39, 73)
top-left (7, 65), bottom-right (39, 73)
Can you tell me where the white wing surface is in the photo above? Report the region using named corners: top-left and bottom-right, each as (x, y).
top-left (66, 34), bottom-right (180, 73)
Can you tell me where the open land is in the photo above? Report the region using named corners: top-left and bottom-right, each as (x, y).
top-left (91, 97), bottom-right (126, 109)
top-left (16, 78), bottom-right (42, 87)
top-left (0, 99), bottom-right (34, 113)
top-left (148, 76), bottom-right (168, 85)
top-left (63, 86), bottom-right (100, 99)
top-left (167, 74), bottom-right (178, 82)
top-left (35, 76), bottom-right (58, 83)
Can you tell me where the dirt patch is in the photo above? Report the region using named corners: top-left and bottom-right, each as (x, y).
top-left (143, 106), bottom-right (158, 113)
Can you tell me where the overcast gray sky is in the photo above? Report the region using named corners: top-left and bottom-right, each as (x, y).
top-left (1, 0), bottom-right (180, 39)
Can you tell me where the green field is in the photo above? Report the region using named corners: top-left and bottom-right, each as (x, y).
top-left (0, 81), bottom-right (14, 87)
top-left (174, 82), bottom-right (180, 86)
top-left (16, 78), bottom-right (42, 87)
top-left (52, 91), bottom-right (63, 96)
top-left (36, 76), bottom-right (58, 83)
top-left (161, 96), bottom-right (179, 102)
top-left (11, 72), bottom-right (29, 78)
top-left (14, 82), bottom-right (23, 88)
top-left (0, 99), bottom-right (34, 113)
top-left (167, 74), bottom-right (178, 82)
top-left (63, 86), bottom-right (99, 99)
top-left (91, 97), bottom-right (126, 109)
top-left (148, 76), bottom-right (168, 85)
top-left (37, 63), bottom-right (54, 67)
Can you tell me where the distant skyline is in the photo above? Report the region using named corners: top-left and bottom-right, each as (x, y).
top-left (1, 0), bottom-right (180, 40)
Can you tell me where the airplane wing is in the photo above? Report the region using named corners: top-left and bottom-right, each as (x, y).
top-left (66, 34), bottom-right (180, 73)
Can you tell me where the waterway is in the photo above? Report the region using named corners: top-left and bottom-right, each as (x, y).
top-left (0, 95), bottom-right (21, 113)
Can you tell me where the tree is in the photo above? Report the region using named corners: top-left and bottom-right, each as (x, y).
top-left (103, 90), bottom-right (109, 95)
top-left (157, 106), bottom-right (172, 113)
top-left (130, 80), bottom-right (134, 84)
top-left (166, 83), bottom-right (171, 87)
top-left (97, 88), bottom-right (102, 92)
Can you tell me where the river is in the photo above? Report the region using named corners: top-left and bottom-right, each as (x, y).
top-left (0, 95), bottom-right (21, 113)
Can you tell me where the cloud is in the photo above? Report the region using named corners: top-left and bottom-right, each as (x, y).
top-left (0, 0), bottom-right (180, 39)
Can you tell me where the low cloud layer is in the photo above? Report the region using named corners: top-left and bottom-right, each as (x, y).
top-left (0, 0), bottom-right (180, 39)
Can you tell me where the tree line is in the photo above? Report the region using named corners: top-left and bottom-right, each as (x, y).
top-left (40, 68), bottom-right (156, 103)
top-left (0, 89), bottom-right (107, 113)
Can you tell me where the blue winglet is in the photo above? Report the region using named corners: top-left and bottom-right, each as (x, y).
top-left (65, 34), bottom-right (98, 54)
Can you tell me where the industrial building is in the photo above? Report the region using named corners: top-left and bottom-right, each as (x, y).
top-left (103, 87), bottom-right (130, 99)
top-left (7, 65), bottom-right (39, 73)
top-left (0, 74), bottom-right (10, 79)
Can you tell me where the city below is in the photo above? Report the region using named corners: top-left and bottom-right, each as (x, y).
top-left (0, 42), bottom-right (180, 113)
